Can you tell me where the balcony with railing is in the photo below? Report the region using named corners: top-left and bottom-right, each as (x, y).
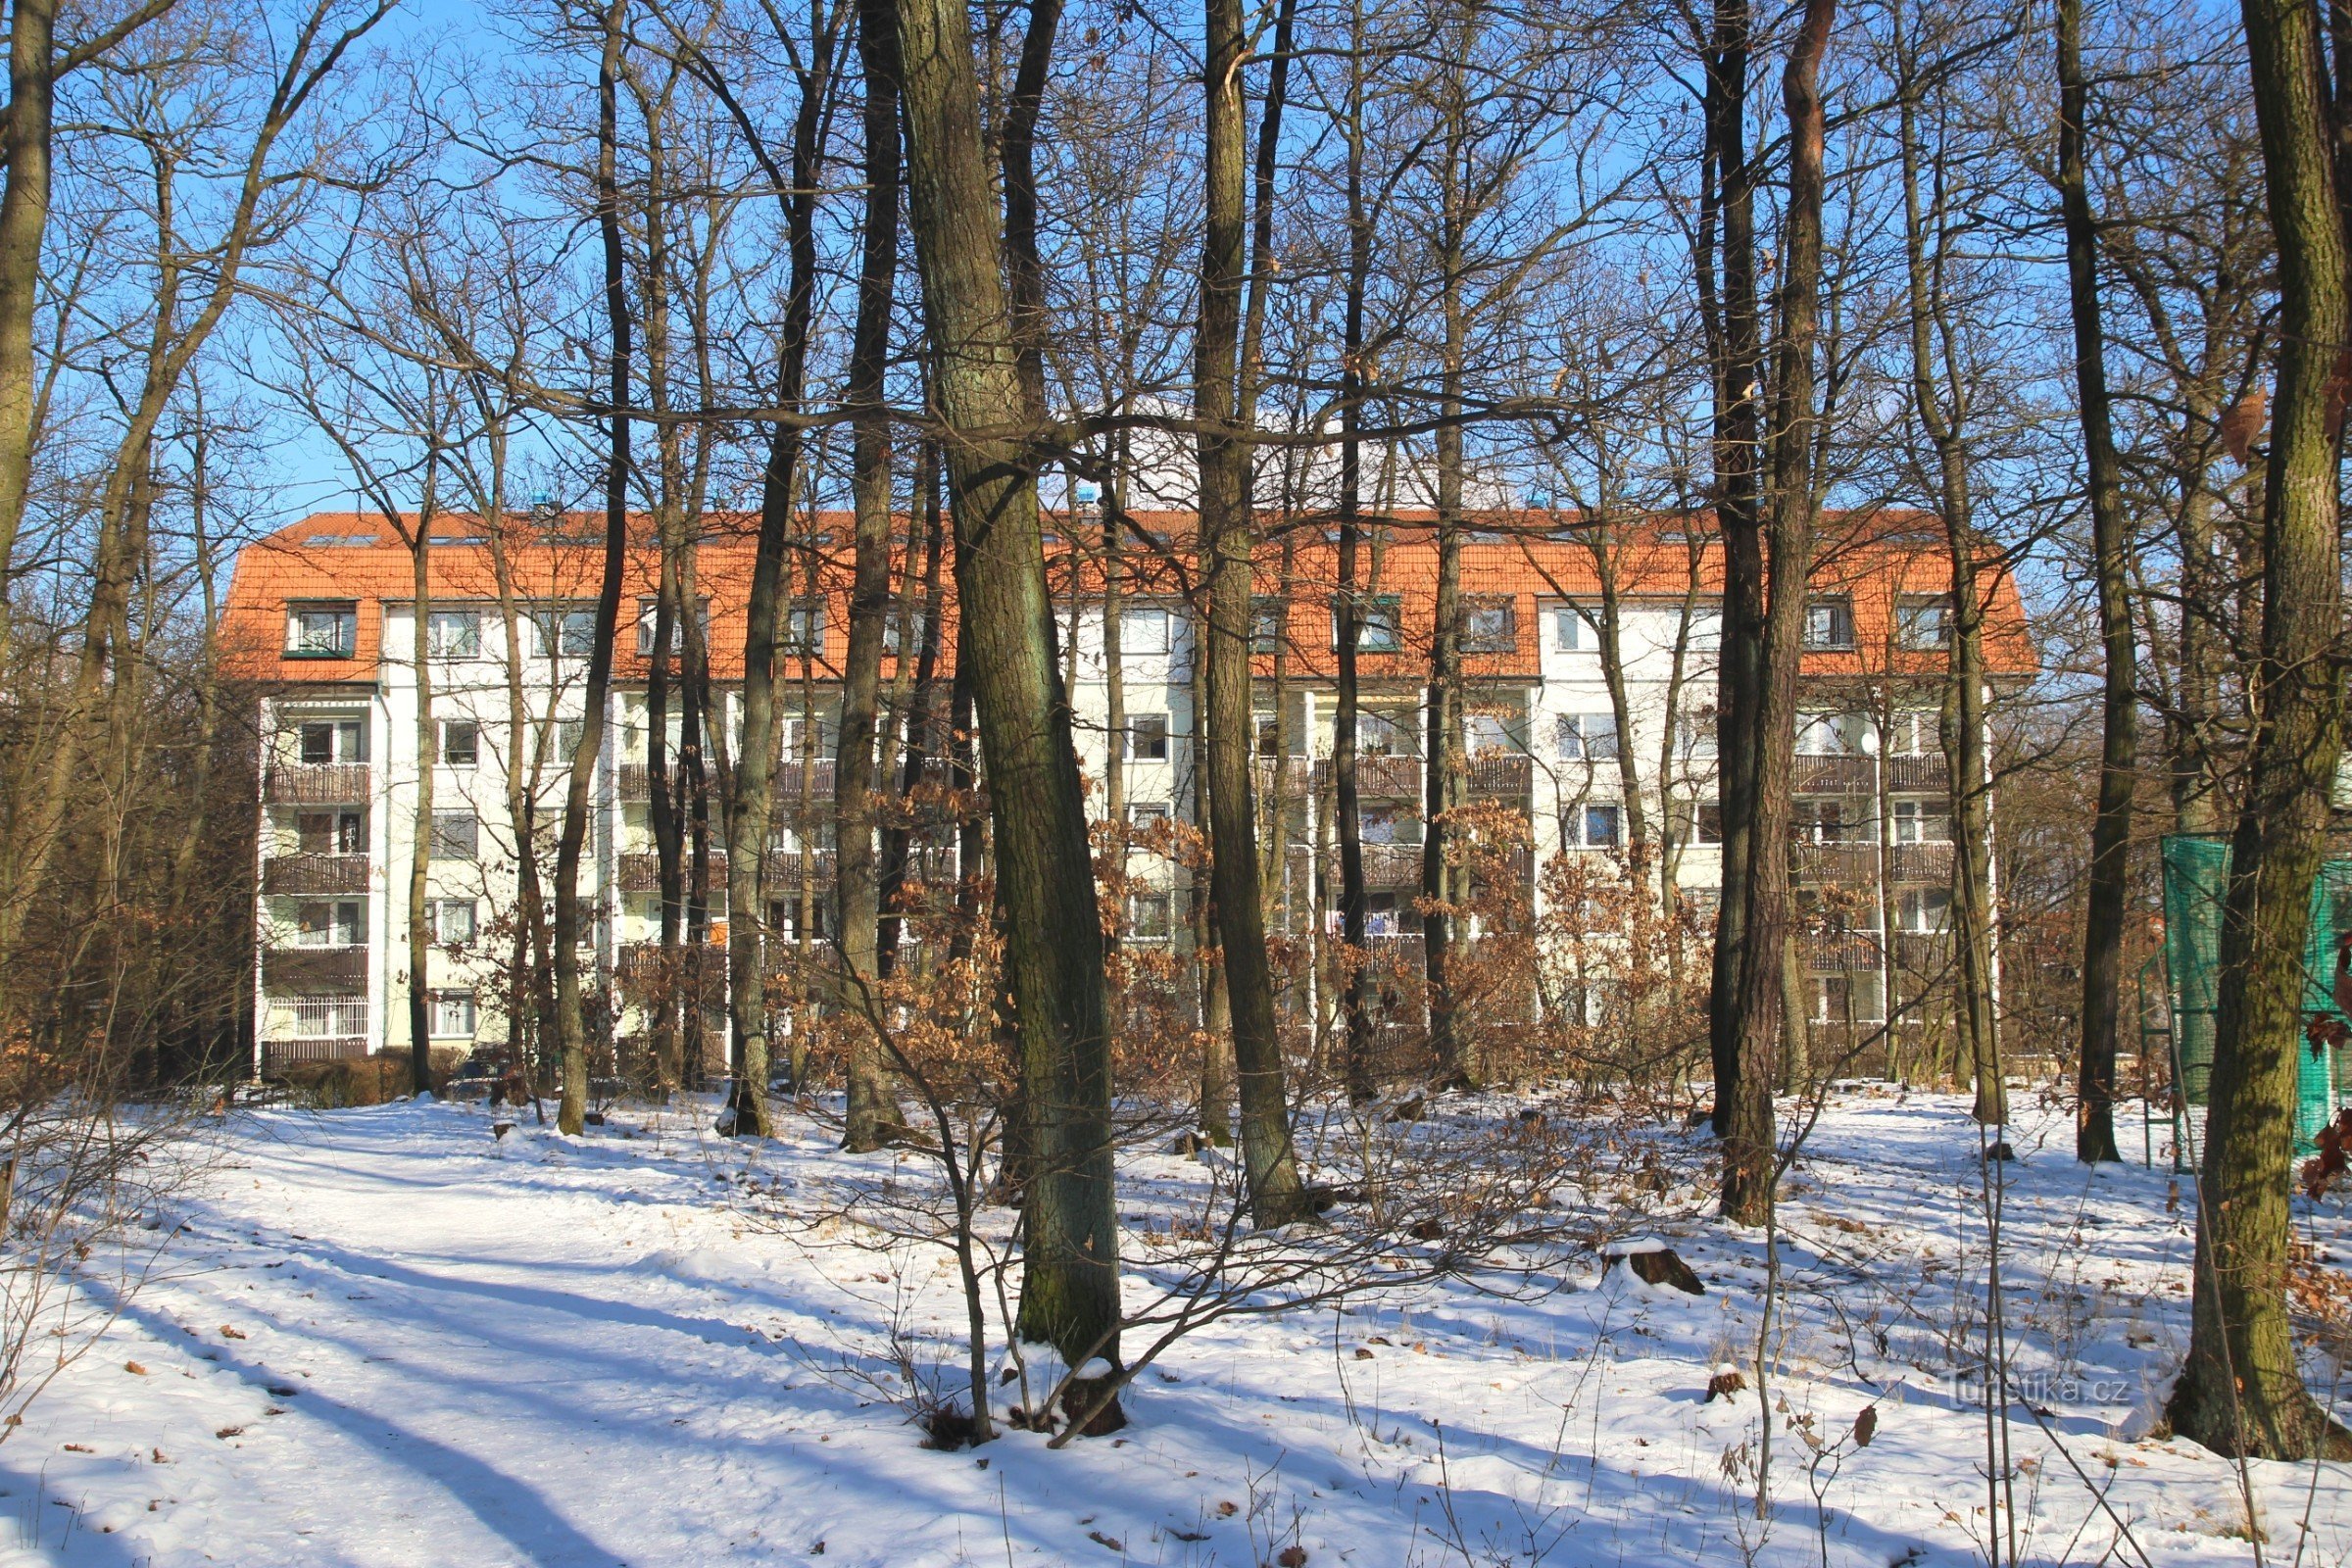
top-left (1886, 753), bottom-right (1950, 792)
top-left (616, 943), bottom-right (728, 1004)
top-left (1802, 930), bottom-right (1883, 973)
top-left (618, 851), bottom-right (729, 892)
top-left (1252, 756), bottom-right (1315, 795)
top-left (1887, 841), bottom-right (1955, 884)
top-left (1891, 929), bottom-right (1953, 975)
top-left (264, 762), bottom-right (371, 805)
top-left (1791, 841), bottom-right (1878, 884)
top-left (262, 1035), bottom-right (370, 1065)
top-left (262, 853), bottom-right (370, 896)
top-left (261, 946), bottom-right (368, 993)
top-left (1466, 754), bottom-right (1534, 797)
top-left (1314, 755), bottom-right (1424, 798)
top-left (1792, 755), bottom-right (1875, 794)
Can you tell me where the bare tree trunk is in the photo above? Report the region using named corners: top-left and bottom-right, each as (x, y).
top-left (407, 492), bottom-right (438, 1098)
top-left (2057, 0), bottom-right (2133, 1163)
top-left (895, 0), bottom-right (1123, 1421)
top-left (721, 6), bottom-right (840, 1141)
top-left (2169, 0), bottom-right (2352, 1459)
top-left (837, 0), bottom-right (903, 1150)
top-left (0, 0), bottom-right (55, 669)
top-left (1198, 0), bottom-right (1306, 1225)
top-left (1722, 0), bottom-right (1835, 1226)
top-left (1335, 3), bottom-right (1374, 1104)
top-left (878, 442), bottom-right (945, 980)
top-left (553, 0), bottom-right (636, 1137)
top-left (1698, 0), bottom-right (1767, 1138)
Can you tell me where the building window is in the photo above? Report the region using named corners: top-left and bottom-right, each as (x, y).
top-left (298, 719), bottom-right (365, 764)
top-left (1898, 886), bottom-right (1952, 934)
top-left (1357, 710), bottom-right (1407, 757)
top-left (1554, 606), bottom-right (1592, 652)
top-left (426, 609), bottom-right (482, 660)
top-left (296, 900), bottom-right (363, 948)
top-left (294, 997), bottom-right (368, 1042)
top-left (1896, 595), bottom-right (1948, 650)
top-left (1675, 714), bottom-right (1717, 762)
top-left (1334, 595), bottom-right (1402, 653)
top-left (635, 598), bottom-right (712, 657)
top-left (1359, 808), bottom-right (1421, 846)
top-left (430, 812), bottom-right (478, 861)
top-left (1462, 596), bottom-right (1516, 654)
top-left (1557, 712), bottom-right (1620, 761)
top-left (767, 899), bottom-right (828, 941)
top-left (1796, 800), bottom-right (1850, 844)
top-left (1127, 713), bottom-right (1170, 761)
top-left (884, 609), bottom-right (927, 659)
top-left (296, 809), bottom-right (365, 855)
top-left (1810, 974), bottom-right (1853, 1025)
top-left (541, 607), bottom-right (599, 658)
top-left (1465, 713), bottom-right (1520, 757)
top-left (1125, 607), bottom-right (1171, 656)
top-left (1364, 891), bottom-right (1401, 936)
top-left (287, 603), bottom-right (357, 658)
top-left (431, 991), bottom-right (478, 1039)
top-left (1250, 597), bottom-right (1285, 655)
top-left (426, 899), bottom-right (476, 945)
top-left (1128, 801), bottom-right (1171, 824)
top-left (1579, 804), bottom-right (1621, 848)
top-left (784, 599), bottom-right (824, 657)
top-left (1686, 608), bottom-right (1723, 651)
top-left (1802, 597), bottom-right (1855, 650)
top-left (1690, 799), bottom-right (1724, 845)
top-left (1795, 711), bottom-right (1866, 756)
top-left (1254, 712), bottom-right (1284, 758)
top-left (1886, 710), bottom-right (1936, 757)
top-left (440, 719), bottom-right (479, 767)
top-left (1127, 890), bottom-right (1173, 941)
top-left (1892, 799), bottom-right (1952, 844)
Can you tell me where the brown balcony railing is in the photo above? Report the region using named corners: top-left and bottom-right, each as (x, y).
top-left (1252, 756), bottom-right (1314, 794)
top-left (265, 762), bottom-right (370, 804)
top-left (1309, 755), bottom-right (1424, 798)
top-left (1886, 753), bottom-right (1950, 792)
top-left (776, 760), bottom-right (836, 800)
top-left (1892, 929), bottom-right (1952, 975)
top-left (618, 762), bottom-right (654, 802)
top-left (1802, 931), bottom-right (1883, 973)
top-left (261, 853), bottom-right (370, 896)
top-left (1887, 841), bottom-right (1955, 883)
top-left (615, 943), bottom-right (728, 1004)
top-left (261, 947), bottom-right (368, 993)
top-left (1361, 842), bottom-right (1426, 884)
top-left (762, 848), bottom-right (838, 886)
top-left (1466, 754), bottom-right (1534, 796)
top-left (1791, 841), bottom-right (1878, 884)
top-left (263, 1036), bottom-right (369, 1065)
top-left (1792, 755), bottom-right (1875, 794)
top-left (618, 851), bottom-right (729, 892)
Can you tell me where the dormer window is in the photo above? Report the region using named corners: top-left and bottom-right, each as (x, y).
top-left (287, 602), bottom-right (357, 659)
top-left (426, 610), bottom-right (481, 660)
top-left (1802, 597), bottom-right (1855, 651)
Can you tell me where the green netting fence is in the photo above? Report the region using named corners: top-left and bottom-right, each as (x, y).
top-left (2160, 834), bottom-right (2347, 1169)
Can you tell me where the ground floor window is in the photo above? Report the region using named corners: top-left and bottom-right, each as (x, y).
top-left (432, 991), bottom-right (478, 1039)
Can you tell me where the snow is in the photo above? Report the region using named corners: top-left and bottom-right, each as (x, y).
top-left (4, 1086), bottom-right (2352, 1565)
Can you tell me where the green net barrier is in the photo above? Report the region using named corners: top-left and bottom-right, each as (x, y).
top-left (2160, 834), bottom-right (2344, 1165)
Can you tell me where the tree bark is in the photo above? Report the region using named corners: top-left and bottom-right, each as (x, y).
top-left (553, 0), bottom-right (636, 1138)
top-left (2056, 0), bottom-right (2133, 1163)
top-left (895, 0), bottom-right (1123, 1420)
top-left (1722, 0), bottom-right (1835, 1226)
top-left (1198, 0), bottom-right (1307, 1226)
top-left (837, 0), bottom-right (903, 1151)
top-left (0, 0), bottom-right (54, 669)
top-left (1335, 4), bottom-right (1374, 1104)
top-left (2169, 0), bottom-right (2352, 1460)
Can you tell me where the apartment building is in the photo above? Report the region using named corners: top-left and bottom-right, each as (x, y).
top-left (223, 509), bottom-right (2034, 1071)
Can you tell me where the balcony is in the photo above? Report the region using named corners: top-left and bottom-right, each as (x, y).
top-left (1802, 931), bottom-right (1883, 973)
top-left (616, 943), bottom-right (728, 1004)
top-left (265, 762), bottom-right (370, 805)
top-left (763, 848), bottom-right (837, 887)
top-left (1252, 757), bottom-right (1314, 795)
top-left (261, 946), bottom-right (368, 994)
top-left (1791, 841), bottom-right (1877, 884)
top-left (1887, 841), bottom-right (1955, 884)
top-left (1792, 755), bottom-right (1874, 795)
top-left (262, 1036), bottom-right (369, 1066)
top-left (1360, 842), bottom-right (1426, 884)
top-left (776, 760), bottom-right (836, 800)
top-left (1465, 754), bottom-right (1534, 797)
top-left (1312, 755), bottom-right (1422, 798)
top-left (262, 853), bottom-right (370, 896)
top-left (1886, 753), bottom-right (1949, 793)
top-left (618, 762), bottom-right (654, 803)
top-left (618, 851), bottom-right (729, 893)
top-left (1891, 929), bottom-right (1952, 975)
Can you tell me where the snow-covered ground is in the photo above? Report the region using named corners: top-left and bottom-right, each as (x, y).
top-left (3, 1086), bottom-right (2348, 1566)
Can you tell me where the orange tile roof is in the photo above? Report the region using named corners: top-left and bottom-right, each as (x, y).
top-left (220, 507), bottom-right (2035, 687)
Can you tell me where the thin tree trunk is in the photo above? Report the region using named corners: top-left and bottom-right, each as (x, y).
top-left (2168, 0), bottom-right (2352, 1459)
top-left (554, 0), bottom-right (636, 1138)
top-left (896, 0), bottom-right (1123, 1423)
top-left (0, 0), bottom-right (55, 670)
top-left (1335, 0), bottom-right (1374, 1104)
top-left (1722, 0), bottom-right (1835, 1226)
top-left (837, 0), bottom-right (903, 1150)
top-left (408, 490), bottom-right (437, 1098)
top-left (1198, 0), bottom-right (1306, 1225)
top-left (2057, 0), bottom-right (2133, 1163)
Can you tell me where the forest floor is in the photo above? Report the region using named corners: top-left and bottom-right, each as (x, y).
top-left (3, 1082), bottom-right (2348, 1567)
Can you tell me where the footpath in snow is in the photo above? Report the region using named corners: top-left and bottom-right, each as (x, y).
top-left (2, 1088), bottom-right (2349, 1567)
